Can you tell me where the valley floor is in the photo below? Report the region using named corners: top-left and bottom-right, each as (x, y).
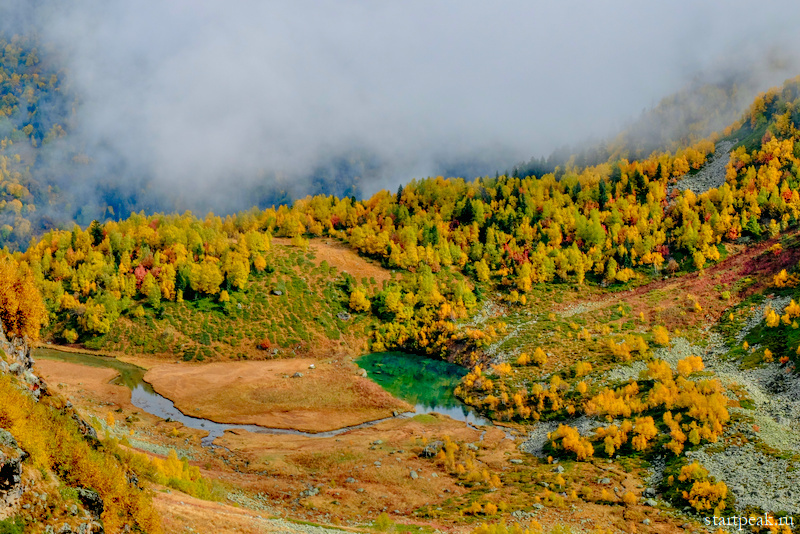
top-left (31, 233), bottom-right (800, 534)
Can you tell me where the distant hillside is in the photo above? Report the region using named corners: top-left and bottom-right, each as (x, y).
top-left (0, 36), bottom-right (367, 251)
top-left (512, 70), bottom-right (797, 178)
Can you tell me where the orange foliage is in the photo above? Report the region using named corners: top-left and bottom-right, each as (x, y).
top-left (676, 355), bottom-right (704, 377)
top-left (0, 254), bottom-right (47, 339)
top-left (548, 424), bottom-right (594, 460)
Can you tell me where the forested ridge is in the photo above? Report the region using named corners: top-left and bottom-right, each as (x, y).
top-left (5, 73), bottom-right (798, 358)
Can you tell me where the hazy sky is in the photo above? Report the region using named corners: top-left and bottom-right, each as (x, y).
top-left (19, 0), bottom-right (800, 202)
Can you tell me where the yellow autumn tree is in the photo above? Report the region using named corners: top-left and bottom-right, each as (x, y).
top-left (631, 416), bottom-right (658, 451)
top-left (647, 360), bottom-right (673, 382)
top-left (531, 347), bottom-right (548, 366)
top-left (549, 424), bottom-right (594, 460)
top-left (349, 287), bottom-right (371, 312)
top-left (190, 259), bottom-right (224, 295)
top-left (652, 325), bottom-right (670, 346)
top-left (765, 306), bottom-right (781, 327)
top-left (0, 254), bottom-right (47, 339)
top-left (676, 355), bottom-right (704, 377)
top-left (679, 462), bottom-right (728, 514)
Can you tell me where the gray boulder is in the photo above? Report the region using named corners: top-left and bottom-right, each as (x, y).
top-left (419, 440), bottom-right (444, 458)
top-left (76, 488), bottom-right (104, 519)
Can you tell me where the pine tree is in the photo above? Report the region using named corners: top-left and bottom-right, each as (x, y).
top-left (598, 180), bottom-right (609, 209)
top-left (89, 220), bottom-right (104, 246)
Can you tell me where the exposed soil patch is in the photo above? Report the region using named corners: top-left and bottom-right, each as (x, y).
top-left (557, 234), bottom-right (800, 330)
top-left (274, 237), bottom-right (393, 286)
top-left (154, 488), bottom-right (360, 534)
top-left (143, 359), bottom-right (410, 433)
top-left (208, 415), bottom-right (525, 532)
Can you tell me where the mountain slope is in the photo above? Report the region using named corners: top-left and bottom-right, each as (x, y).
top-left (7, 46), bottom-right (800, 532)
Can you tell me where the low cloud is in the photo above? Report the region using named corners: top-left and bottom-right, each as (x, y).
top-left (10, 0), bottom-right (800, 212)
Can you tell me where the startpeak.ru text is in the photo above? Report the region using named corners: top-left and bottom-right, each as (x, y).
top-left (705, 514), bottom-right (794, 530)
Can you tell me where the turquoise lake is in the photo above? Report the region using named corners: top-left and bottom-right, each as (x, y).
top-left (356, 351), bottom-right (490, 426)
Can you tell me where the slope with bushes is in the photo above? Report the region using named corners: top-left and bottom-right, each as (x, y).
top-left (0, 251), bottom-right (163, 533)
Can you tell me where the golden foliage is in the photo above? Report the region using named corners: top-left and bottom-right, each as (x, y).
top-left (631, 416), bottom-right (658, 451)
top-left (765, 306), bottom-right (781, 328)
top-left (652, 325), bottom-right (670, 346)
top-left (679, 462), bottom-right (728, 514)
top-left (349, 287), bottom-right (371, 312)
top-left (647, 360), bottom-right (673, 382)
top-left (470, 520), bottom-right (544, 534)
top-left (785, 299), bottom-right (800, 319)
top-left (549, 424), bottom-right (594, 460)
top-left (492, 363), bottom-right (512, 376)
top-left (531, 347), bottom-right (548, 366)
top-left (0, 374), bottom-right (161, 532)
top-left (676, 355), bottom-right (704, 377)
top-left (574, 361), bottom-right (593, 377)
top-left (594, 421), bottom-right (632, 456)
top-left (585, 382), bottom-right (640, 419)
top-left (0, 254), bottom-right (47, 339)
top-left (773, 269), bottom-right (799, 288)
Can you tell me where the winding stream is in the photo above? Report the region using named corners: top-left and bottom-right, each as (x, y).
top-left (35, 348), bottom-right (489, 446)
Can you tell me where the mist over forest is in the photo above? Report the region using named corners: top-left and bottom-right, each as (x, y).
top-left (1, 0), bottom-right (800, 246)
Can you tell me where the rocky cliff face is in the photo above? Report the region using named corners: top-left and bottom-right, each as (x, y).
top-left (0, 322), bottom-right (47, 399)
top-left (0, 323), bottom-right (105, 533)
top-left (0, 322), bottom-right (36, 521)
top-left (0, 428), bottom-right (27, 518)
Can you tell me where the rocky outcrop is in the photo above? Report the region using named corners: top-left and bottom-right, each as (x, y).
top-left (76, 488), bottom-right (104, 520)
top-left (0, 324), bottom-right (106, 532)
top-left (0, 321), bottom-right (46, 399)
top-left (0, 429), bottom-right (27, 515)
top-left (419, 440), bottom-right (444, 458)
top-left (0, 323), bottom-right (35, 520)
top-left (0, 323), bottom-right (96, 441)
top-left (71, 413), bottom-right (99, 442)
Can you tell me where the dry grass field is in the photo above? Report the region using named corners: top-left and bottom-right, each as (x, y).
top-left (143, 359), bottom-right (410, 432)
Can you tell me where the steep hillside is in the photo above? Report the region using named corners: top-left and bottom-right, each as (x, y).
top-left (0, 254), bottom-right (162, 533)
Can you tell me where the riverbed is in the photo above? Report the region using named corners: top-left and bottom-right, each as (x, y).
top-left (35, 348), bottom-right (489, 446)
